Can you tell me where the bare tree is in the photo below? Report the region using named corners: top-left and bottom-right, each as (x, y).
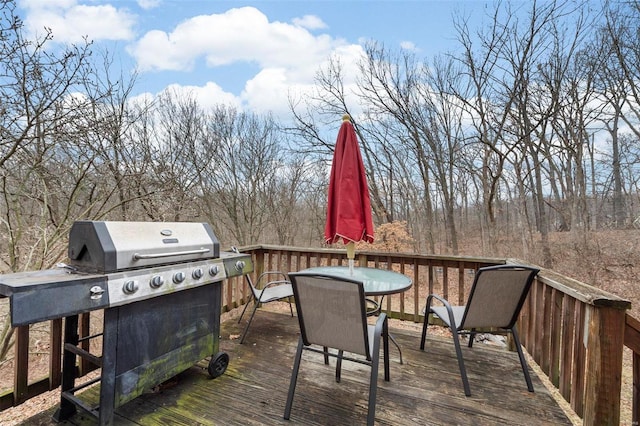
top-left (263, 150), bottom-right (313, 245)
top-left (592, 4), bottom-right (640, 228)
top-left (194, 106), bottom-right (285, 245)
top-left (0, 0), bottom-right (130, 364)
top-left (287, 56), bottom-right (393, 228)
top-left (448, 3), bottom-right (515, 253)
top-left (80, 50), bottom-right (148, 220)
top-left (356, 44), bottom-right (464, 253)
top-left (602, 1), bottom-right (640, 139)
top-left (450, 0), bottom-right (588, 266)
top-left (0, 0), bottom-right (104, 272)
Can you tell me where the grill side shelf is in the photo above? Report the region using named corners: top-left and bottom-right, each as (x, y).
top-left (0, 270), bottom-right (109, 326)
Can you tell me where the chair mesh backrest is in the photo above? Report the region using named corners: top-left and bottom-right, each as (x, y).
top-left (289, 273), bottom-right (369, 357)
top-left (461, 265), bottom-right (539, 330)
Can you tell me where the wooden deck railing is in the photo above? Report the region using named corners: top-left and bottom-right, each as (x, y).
top-left (0, 245), bottom-right (635, 426)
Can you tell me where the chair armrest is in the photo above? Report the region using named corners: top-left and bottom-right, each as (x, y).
top-left (256, 278), bottom-right (293, 300)
top-left (260, 279), bottom-right (291, 290)
top-left (426, 293), bottom-right (450, 309)
top-left (256, 271), bottom-right (289, 286)
top-left (426, 293), bottom-right (457, 329)
top-left (374, 312), bottom-right (388, 335)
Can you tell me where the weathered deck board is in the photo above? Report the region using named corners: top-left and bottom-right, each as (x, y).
top-left (18, 310), bottom-right (573, 425)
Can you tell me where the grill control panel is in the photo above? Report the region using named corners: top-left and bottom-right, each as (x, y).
top-left (0, 250), bottom-right (253, 327)
top-left (107, 258), bottom-right (228, 307)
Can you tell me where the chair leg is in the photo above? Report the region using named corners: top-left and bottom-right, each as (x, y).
top-left (239, 301), bottom-right (260, 344)
top-left (288, 297), bottom-right (294, 317)
top-left (323, 347), bottom-right (329, 365)
top-left (284, 337), bottom-right (304, 420)
top-left (367, 332), bottom-right (382, 426)
top-left (419, 296), bottom-right (433, 350)
top-left (451, 328), bottom-right (472, 396)
top-left (389, 333), bottom-right (403, 365)
top-left (237, 293), bottom-right (254, 323)
top-left (336, 350), bottom-right (343, 382)
top-left (511, 327), bottom-right (534, 392)
top-left (383, 318), bottom-right (390, 381)
top-left (468, 328), bottom-right (476, 348)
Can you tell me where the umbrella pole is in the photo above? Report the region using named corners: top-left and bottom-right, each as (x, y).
top-left (347, 241), bottom-right (355, 275)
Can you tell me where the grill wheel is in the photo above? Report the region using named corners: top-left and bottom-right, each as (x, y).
top-left (208, 352), bottom-right (230, 378)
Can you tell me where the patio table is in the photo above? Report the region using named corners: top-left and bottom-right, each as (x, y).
top-left (300, 265), bottom-right (412, 296)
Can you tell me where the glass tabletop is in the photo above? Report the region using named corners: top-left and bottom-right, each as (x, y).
top-left (299, 266), bottom-right (412, 296)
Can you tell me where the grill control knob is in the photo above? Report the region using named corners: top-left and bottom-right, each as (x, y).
top-left (173, 271), bottom-right (186, 284)
top-left (209, 265), bottom-right (220, 276)
top-left (150, 275), bottom-right (164, 288)
top-left (235, 261), bottom-right (246, 272)
top-left (90, 285), bottom-right (105, 300)
top-left (192, 268), bottom-right (204, 280)
top-left (123, 280), bottom-right (139, 294)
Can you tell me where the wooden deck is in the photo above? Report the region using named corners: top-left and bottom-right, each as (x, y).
top-left (19, 309), bottom-right (573, 425)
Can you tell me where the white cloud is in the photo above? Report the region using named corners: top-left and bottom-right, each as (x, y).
top-left (127, 7), bottom-right (340, 73)
top-left (19, 2), bottom-right (367, 119)
top-left (20, 0), bottom-right (136, 43)
top-left (181, 81), bottom-right (242, 111)
top-left (241, 68), bottom-right (290, 116)
top-left (239, 42), bottom-right (365, 116)
top-left (130, 81), bottom-right (241, 113)
top-left (400, 41), bottom-right (419, 52)
top-left (292, 14), bottom-right (327, 30)
top-left (125, 6), bottom-right (366, 116)
top-left (137, 0), bottom-right (160, 10)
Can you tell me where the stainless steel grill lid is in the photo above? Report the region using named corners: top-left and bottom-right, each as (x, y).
top-left (68, 221), bottom-right (220, 273)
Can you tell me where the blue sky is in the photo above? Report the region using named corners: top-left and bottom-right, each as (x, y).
top-left (17, 0), bottom-right (494, 117)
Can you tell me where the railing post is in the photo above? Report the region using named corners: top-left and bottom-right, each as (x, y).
top-left (78, 313), bottom-right (91, 375)
top-left (13, 325), bottom-right (28, 405)
top-left (634, 352), bottom-right (639, 426)
top-left (49, 318), bottom-right (62, 389)
top-left (254, 250), bottom-right (265, 279)
top-left (625, 314), bottom-right (640, 426)
top-left (583, 303), bottom-right (626, 425)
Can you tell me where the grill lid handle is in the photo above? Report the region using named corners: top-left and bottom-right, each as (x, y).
top-left (133, 248), bottom-right (210, 260)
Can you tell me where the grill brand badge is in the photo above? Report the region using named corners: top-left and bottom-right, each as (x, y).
top-left (160, 229), bottom-right (178, 244)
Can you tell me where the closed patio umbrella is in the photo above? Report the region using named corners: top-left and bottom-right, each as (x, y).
top-left (324, 114), bottom-right (374, 274)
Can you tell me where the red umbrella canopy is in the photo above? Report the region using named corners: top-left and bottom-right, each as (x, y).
top-left (324, 115), bottom-right (375, 246)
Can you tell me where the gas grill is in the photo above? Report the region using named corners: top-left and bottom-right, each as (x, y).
top-left (0, 221), bottom-right (253, 425)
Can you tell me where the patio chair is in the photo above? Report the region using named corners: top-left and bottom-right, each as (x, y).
top-left (420, 264), bottom-right (539, 396)
top-left (235, 248), bottom-right (294, 344)
top-left (284, 273), bottom-right (390, 426)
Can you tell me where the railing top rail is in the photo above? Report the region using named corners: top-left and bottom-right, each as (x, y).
top-left (241, 245), bottom-right (631, 310)
top-left (243, 244), bottom-right (506, 265)
top-left (626, 314), bottom-right (640, 354)
top-left (530, 264), bottom-right (631, 310)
